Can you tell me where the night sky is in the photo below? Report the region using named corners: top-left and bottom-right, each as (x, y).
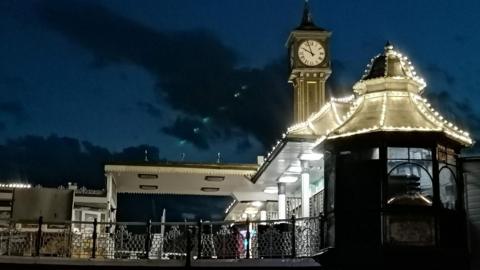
top-left (1, 0), bottom-right (480, 219)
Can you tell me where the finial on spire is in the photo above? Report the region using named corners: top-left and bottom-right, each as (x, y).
top-left (300, 0), bottom-right (314, 27)
top-left (295, 0), bottom-right (325, 31)
top-left (385, 41), bottom-right (394, 51)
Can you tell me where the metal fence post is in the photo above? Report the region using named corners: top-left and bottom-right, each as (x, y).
top-left (7, 219), bottom-right (12, 256)
top-left (145, 219), bottom-right (152, 259)
top-left (185, 226), bottom-right (192, 267)
top-left (91, 218), bottom-right (97, 259)
top-left (197, 220), bottom-right (202, 259)
top-left (36, 216), bottom-right (43, 257)
top-left (246, 218), bottom-right (250, 259)
top-left (320, 215), bottom-right (325, 249)
top-left (291, 215), bottom-right (296, 258)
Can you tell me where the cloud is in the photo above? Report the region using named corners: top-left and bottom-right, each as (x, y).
top-left (424, 64), bottom-right (456, 87)
top-left (0, 101), bottom-right (28, 124)
top-left (426, 90), bottom-right (480, 152)
top-left (36, 1), bottom-right (291, 151)
top-left (181, 213), bottom-right (196, 220)
top-left (136, 101), bottom-right (163, 119)
top-left (210, 213), bottom-right (223, 220)
top-left (112, 144), bottom-right (162, 163)
top-left (0, 135), bottom-right (163, 188)
top-left (453, 34), bottom-right (468, 44)
top-left (161, 116), bottom-right (211, 150)
top-left (0, 134), bottom-right (232, 221)
top-left (236, 138), bottom-right (252, 152)
top-left (326, 59), bottom-right (352, 97)
top-left (0, 75), bottom-right (26, 90)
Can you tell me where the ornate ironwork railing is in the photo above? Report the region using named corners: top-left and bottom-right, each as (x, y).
top-left (0, 215), bottom-right (324, 264)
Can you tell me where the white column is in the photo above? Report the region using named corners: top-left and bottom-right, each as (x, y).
top-left (278, 183), bottom-right (286, 220)
top-left (301, 161), bottom-right (310, 218)
top-left (260, 210), bottom-right (267, 221)
top-left (105, 173), bottom-right (114, 222)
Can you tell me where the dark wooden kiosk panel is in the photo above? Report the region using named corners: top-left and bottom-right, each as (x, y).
top-left (318, 132), bottom-right (469, 269)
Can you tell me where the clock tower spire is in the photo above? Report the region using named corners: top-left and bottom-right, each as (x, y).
top-left (286, 0), bottom-right (331, 124)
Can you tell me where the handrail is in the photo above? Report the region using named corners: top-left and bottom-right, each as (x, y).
top-left (0, 215), bottom-right (326, 262)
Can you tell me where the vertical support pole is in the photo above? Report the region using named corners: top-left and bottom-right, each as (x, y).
top-left (106, 173), bottom-right (114, 225)
top-left (36, 216), bottom-right (43, 257)
top-left (185, 226), bottom-right (192, 267)
top-left (91, 218), bottom-right (97, 259)
top-left (246, 218), bottom-right (250, 259)
top-left (260, 210), bottom-right (267, 222)
top-left (320, 215), bottom-right (325, 249)
top-left (291, 215), bottom-right (296, 258)
top-left (197, 220), bottom-right (202, 259)
top-left (278, 183), bottom-right (286, 220)
top-left (301, 160), bottom-right (310, 218)
top-left (144, 219), bottom-right (152, 259)
top-left (7, 219), bottom-right (13, 256)
top-left (431, 145), bottom-right (441, 248)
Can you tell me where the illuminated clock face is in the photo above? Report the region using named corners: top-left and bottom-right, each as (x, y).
top-left (298, 40), bottom-right (325, 66)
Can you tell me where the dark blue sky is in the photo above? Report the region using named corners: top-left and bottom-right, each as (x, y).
top-left (0, 0), bottom-right (479, 188)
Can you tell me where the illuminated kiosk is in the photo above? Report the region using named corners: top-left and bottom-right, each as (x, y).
top-left (286, 43), bottom-right (473, 268)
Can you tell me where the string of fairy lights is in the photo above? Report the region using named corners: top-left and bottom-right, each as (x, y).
top-left (259, 44), bottom-right (473, 171)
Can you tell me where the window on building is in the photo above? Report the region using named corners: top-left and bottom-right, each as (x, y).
top-left (437, 145), bottom-right (458, 210)
top-left (387, 147), bottom-right (433, 206)
top-left (439, 167), bottom-right (456, 209)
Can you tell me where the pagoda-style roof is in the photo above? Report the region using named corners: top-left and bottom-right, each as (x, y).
top-left (287, 96), bottom-right (354, 138)
top-left (287, 43), bottom-right (473, 147)
top-left (359, 42), bottom-right (426, 92)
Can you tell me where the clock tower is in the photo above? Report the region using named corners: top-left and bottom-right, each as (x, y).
top-left (286, 0), bottom-right (331, 123)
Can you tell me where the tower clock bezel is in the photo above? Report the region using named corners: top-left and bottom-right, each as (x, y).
top-left (297, 39), bottom-right (325, 67)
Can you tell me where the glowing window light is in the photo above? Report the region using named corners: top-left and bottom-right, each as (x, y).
top-left (286, 166), bottom-right (302, 174)
top-left (244, 207), bottom-right (258, 215)
top-left (278, 175), bottom-right (298, 183)
top-left (263, 186), bottom-right (278, 194)
top-left (251, 201), bottom-right (263, 207)
top-left (299, 152), bottom-right (324, 161)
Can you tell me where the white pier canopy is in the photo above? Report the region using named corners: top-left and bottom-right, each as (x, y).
top-left (104, 162), bottom-right (276, 221)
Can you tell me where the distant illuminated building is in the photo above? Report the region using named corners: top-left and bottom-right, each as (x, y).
top-left (0, 182), bottom-right (108, 228)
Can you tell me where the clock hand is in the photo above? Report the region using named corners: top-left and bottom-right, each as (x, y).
top-left (306, 42), bottom-right (315, 55)
top-left (302, 47), bottom-right (314, 56)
